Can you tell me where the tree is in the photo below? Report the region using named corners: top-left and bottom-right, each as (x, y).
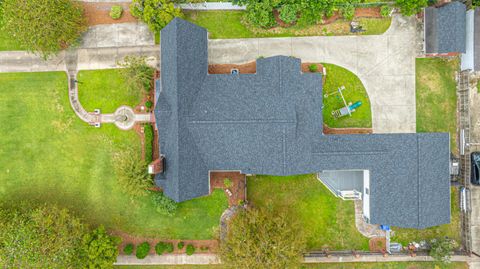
top-left (118, 55), bottom-right (155, 95)
top-left (0, 204), bottom-right (86, 268)
top-left (429, 237), bottom-right (458, 263)
top-left (279, 4), bottom-right (299, 24)
top-left (245, 0), bottom-right (277, 28)
top-left (81, 226), bottom-right (120, 269)
top-left (0, 0), bottom-right (87, 59)
top-left (395, 0), bottom-right (428, 16)
top-left (130, 0), bottom-right (183, 33)
top-left (113, 148), bottom-right (153, 196)
top-left (219, 208), bottom-right (306, 269)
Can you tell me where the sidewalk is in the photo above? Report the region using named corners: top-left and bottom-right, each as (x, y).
top-left (0, 46), bottom-right (158, 72)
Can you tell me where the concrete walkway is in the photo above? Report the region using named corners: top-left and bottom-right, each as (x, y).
top-left (0, 46), bottom-right (158, 72)
top-left (208, 15), bottom-right (417, 133)
top-left (80, 23), bottom-right (154, 48)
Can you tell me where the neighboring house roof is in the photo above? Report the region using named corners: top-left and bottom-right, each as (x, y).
top-left (425, 2), bottom-right (466, 54)
top-left (155, 18), bottom-right (451, 229)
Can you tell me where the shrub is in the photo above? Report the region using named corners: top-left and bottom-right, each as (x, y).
top-left (81, 226), bottom-right (120, 268)
top-left (341, 3), bottom-right (355, 21)
top-left (155, 242), bottom-right (174, 255)
top-left (130, 0), bottom-right (183, 33)
top-left (308, 64), bottom-right (318, 73)
top-left (144, 124), bottom-right (154, 164)
top-left (395, 0), bottom-right (427, 16)
top-left (136, 242), bottom-right (150, 259)
top-left (124, 243), bottom-right (134, 255)
top-left (151, 191), bottom-right (178, 216)
top-left (224, 178), bottom-right (233, 188)
top-left (380, 5), bottom-right (392, 17)
top-left (177, 242), bottom-right (185, 249)
top-left (110, 6), bottom-right (123, 20)
top-left (145, 100), bottom-right (153, 109)
top-left (245, 0), bottom-right (276, 28)
top-left (1, 0), bottom-right (87, 59)
top-left (186, 244), bottom-right (195, 256)
top-left (279, 4), bottom-right (299, 24)
top-left (429, 237), bottom-right (458, 263)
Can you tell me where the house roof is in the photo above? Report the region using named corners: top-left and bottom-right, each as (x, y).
top-left (475, 8), bottom-right (480, 70)
top-left (425, 2), bottom-right (466, 54)
top-left (155, 18), bottom-right (451, 229)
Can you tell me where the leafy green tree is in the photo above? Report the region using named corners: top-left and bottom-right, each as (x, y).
top-left (245, 0), bottom-right (277, 28)
top-left (395, 0), bottom-right (428, 16)
top-left (113, 148), bottom-right (153, 197)
top-left (220, 208), bottom-right (306, 269)
top-left (0, 205), bottom-right (86, 268)
top-left (81, 226), bottom-right (120, 269)
top-left (118, 55), bottom-right (155, 95)
top-left (429, 237), bottom-right (458, 263)
top-left (0, 0), bottom-right (87, 59)
top-left (130, 0), bottom-right (183, 33)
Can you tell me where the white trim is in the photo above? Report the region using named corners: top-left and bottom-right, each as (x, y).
top-left (363, 170), bottom-right (371, 221)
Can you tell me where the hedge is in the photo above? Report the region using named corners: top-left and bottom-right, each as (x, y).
top-left (144, 124), bottom-right (154, 164)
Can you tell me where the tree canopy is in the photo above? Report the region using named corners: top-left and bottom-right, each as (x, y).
top-left (395, 0), bottom-right (427, 16)
top-left (81, 226), bottom-right (120, 269)
top-left (0, 0), bottom-right (87, 58)
top-left (220, 208), bottom-right (306, 269)
top-left (130, 0), bottom-right (183, 33)
top-left (113, 148), bottom-right (153, 196)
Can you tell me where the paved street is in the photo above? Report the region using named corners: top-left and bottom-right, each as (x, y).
top-left (208, 15), bottom-right (417, 133)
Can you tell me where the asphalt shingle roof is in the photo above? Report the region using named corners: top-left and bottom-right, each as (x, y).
top-left (425, 2), bottom-right (466, 54)
top-left (155, 18), bottom-right (451, 228)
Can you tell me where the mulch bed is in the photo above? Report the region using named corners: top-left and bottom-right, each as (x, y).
top-left (369, 237), bottom-right (386, 252)
top-left (208, 62), bottom-right (256, 74)
top-left (113, 230), bottom-right (218, 255)
top-left (355, 7), bottom-right (382, 18)
top-left (323, 124), bottom-right (373, 134)
top-left (82, 2), bottom-right (138, 26)
top-left (209, 171), bottom-right (246, 207)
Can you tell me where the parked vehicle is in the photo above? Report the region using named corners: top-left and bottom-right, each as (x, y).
top-left (471, 152), bottom-right (480, 185)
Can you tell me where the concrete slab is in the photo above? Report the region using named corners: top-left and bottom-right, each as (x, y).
top-left (80, 23), bottom-right (154, 48)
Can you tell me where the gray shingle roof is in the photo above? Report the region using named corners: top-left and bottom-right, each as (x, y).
top-left (425, 2), bottom-right (466, 54)
top-left (155, 18), bottom-right (451, 228)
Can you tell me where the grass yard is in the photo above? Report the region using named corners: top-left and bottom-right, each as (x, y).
top-left (391, 188), bottom-right (460, 246)
top-left (415, 58), bottom-right (458, 151)
top-left (0, 21), bottom-right (22, 51)
top-left (247, 174), bottom-right (370, 250)
top-left (322, 63), bottom-right (372, 128)
top-left (77, 69), bottom-right (141, 113)
top-left (184, 11), bottom-right (391, 39)
top-left (115, 262), bottom-right (468, 269)
top-left (0, 72), bottom-right (228, 239)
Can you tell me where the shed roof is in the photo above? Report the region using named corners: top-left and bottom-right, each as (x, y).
top-left (425, 2), bottom-right (466, 54)
top-left (155, 18), bottom-right (451, 228)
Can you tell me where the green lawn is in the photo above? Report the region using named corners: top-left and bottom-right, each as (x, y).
top-left (247, 174), bottom-right (370, 250)
top-left (116, 262), bottom-right (468, 269)
top-left (0, 21), bottom-right (22, 51)
top-left (415, 58), bottom-right (458, 151)
top-left (322, 63), bottom-right (372, 128)
top-left (392, 188), bottom-right (460, 245)
top-left (0, 72), bottom-right (228, 239)
top-left (184, 11), bottom-right (391, 39)
top-left (77, 69), bottom-right (141, 113)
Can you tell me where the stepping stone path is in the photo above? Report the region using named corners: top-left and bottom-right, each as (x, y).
top-left (65, 49), bottom-right (152, 130)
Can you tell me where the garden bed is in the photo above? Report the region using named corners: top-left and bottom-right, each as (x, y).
top-left (209, 171), bottom-right (246, 206)
top-left (82, 2), bottom-right (137, 25)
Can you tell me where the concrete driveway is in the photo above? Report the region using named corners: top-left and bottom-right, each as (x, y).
top-left (208, 15), bottom-right (417, 133)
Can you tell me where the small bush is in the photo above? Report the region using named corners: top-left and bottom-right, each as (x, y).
top-left (224, 178), bottom-right (232, 188)
top-left (144, 124), bottom-right (154, 164)
top-left (136, 242), bottom-right (150, 259)
top-left (110, 6), bottom-right (123, 20)
top-left (124, 243), bottom-right (134, 255)
top-left (186, 244), bottom-right (195, 256)
top-left (308, 64), bottom-right (318, 73)
top-left (155, 241), bottom-right (174, 255)
top-left (151, 191), bottom-right (178, 216)
top-left (279, 4), bottom-right (298, 24)
top-left (380, 5), bottom-right (392, 17)
top-left (341, 3), bottom-right (355, 21)
top-left (177, 242), bottom-right (185, 249)
top-left (145, 100), bottom-right (153, 109)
